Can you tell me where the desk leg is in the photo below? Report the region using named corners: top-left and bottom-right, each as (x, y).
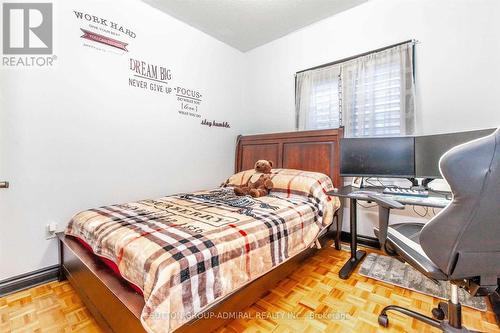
top-left (339, 198), bottom-right (366, 279)
top-left (334, 198), bottom-right (344, 250)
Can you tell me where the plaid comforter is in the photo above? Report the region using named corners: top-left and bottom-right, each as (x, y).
top-left (65, 169), bottom-right (339, 333)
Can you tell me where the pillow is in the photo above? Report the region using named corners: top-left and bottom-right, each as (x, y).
top-left (225, 168), bottom-right (333, 195)
top-left (223, 168), bottom-right (339, 225)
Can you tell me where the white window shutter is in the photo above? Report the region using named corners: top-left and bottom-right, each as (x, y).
top-left (296, 42), bottom-right (415, 138)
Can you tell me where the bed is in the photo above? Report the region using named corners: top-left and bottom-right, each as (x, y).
top-left (57, 128), bottom-right (344, 333)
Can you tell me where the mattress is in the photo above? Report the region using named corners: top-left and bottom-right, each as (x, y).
top-left (65, 170), bottom-right (338, 333)
top-left (75, 236), bottom-right (144, 295)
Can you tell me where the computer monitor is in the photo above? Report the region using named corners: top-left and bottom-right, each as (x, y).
top-left (340, 137), bottom-right (415, 178)
top-left (415, 128), bottom-right (496, 179)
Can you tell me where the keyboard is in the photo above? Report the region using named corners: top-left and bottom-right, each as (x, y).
top-left (351, 190), bottom-right (380, 197)
top-left (383, 187), bottom-right (429, 197)
top-left (391, 195), bottom-right (451, 207)
top-left (349, 189), bottom-right (451, 208)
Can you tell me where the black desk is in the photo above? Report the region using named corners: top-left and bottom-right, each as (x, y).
top-left (326, 185), bottom-right (451, 279)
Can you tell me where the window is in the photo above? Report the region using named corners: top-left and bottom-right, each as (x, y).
top-left (295, 42), bottom-right (415, 137)
top-left (295, 66), bottom-right (340, 130)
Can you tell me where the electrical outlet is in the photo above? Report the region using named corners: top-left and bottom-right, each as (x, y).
top-left (45, 222), bottom-right (58, 239)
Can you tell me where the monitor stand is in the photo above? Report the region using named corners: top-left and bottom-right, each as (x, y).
top-left (412, 178), bottom-right (435, 191)
top-left (407, 177), bottom-right (419, 187)
top-left (421, 178), bottom-right (435, 189)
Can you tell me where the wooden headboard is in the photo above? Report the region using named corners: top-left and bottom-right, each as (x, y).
top-left (235, 128), bottom-right (344, 188)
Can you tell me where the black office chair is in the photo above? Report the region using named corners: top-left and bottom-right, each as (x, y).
top-left (369, 128), bottom-right (500, 332)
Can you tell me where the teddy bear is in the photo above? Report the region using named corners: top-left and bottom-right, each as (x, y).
top-left (233, 160), bottom-right (274, 198)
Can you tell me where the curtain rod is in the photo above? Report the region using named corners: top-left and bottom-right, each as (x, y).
top-left (296, 39), bottom-right (418, 75)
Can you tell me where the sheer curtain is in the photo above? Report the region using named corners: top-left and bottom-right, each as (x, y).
top-left (295, 65), bottom-right (341, 130)
top-left (341, 43), bottom-right (415, 137)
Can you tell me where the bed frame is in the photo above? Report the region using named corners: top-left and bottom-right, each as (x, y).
top-left (234, 128), bottom-right (343, 188)
top-left (58, 128), bottom-right (344, 333)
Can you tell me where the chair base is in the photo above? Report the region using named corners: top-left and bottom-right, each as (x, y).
top-left (378, 304), bottom-right (480, 332)
top-left (378, 305), bottom-right (441, 329)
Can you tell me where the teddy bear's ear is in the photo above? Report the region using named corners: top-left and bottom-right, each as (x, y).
top-left (268, 160), bottom-right (273, 167)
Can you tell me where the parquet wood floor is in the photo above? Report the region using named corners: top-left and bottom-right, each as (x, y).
top-left (218, 245), bottom-right (500, 333)
top-left (1, 243), bottom-right (499, 332)
top-left (0, 280), bottom-right (101, 333)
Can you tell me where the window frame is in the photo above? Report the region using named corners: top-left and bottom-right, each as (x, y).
top-left (295, 40), bottom-right (416, 136)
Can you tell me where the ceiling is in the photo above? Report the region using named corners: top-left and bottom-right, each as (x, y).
top-left (142, 0), bottom-right (369, 52)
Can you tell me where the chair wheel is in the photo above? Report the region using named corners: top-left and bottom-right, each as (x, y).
top-left (378, 314), bottom-right (389, 327)
top-left (438, 301), bottom-right (448, 312)
top-left (432, 307), bottom-right (445, 320)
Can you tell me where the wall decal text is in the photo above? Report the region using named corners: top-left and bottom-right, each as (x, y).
top-left (128, 58), bottom-right (173, 94)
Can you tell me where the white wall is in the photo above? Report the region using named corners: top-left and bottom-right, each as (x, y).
top-left (242, 0), bottom-right (500, 236)
top-left (2, 0), bottom-right (499, 280)
top-left (243, 0), bottom-right (500, 135)
top-left (0, 0), bottom-right (244, 280)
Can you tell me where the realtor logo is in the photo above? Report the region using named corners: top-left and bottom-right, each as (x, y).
top-left (2, 3), bottom-right (53, 54)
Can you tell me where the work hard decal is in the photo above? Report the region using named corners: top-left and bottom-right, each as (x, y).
top-left (2, 2), bottom-right (57, 67)
top-left (73, 10), bottom-right (134, 54)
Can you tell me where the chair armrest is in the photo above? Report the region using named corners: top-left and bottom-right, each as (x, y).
top-left (366, 194), bottom-right (405, 210)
